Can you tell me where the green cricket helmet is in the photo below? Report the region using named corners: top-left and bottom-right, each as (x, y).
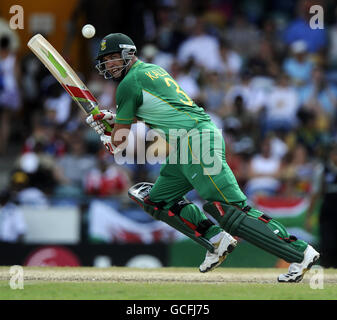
top-left (95, 33), bottom-right (137, 81)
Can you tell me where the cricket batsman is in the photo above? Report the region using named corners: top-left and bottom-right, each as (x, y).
top-left (86, 33), bottom-right (320, 282)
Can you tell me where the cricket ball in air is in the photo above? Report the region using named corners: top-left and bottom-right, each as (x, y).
top-left (82, 24), bottom-right (96, 39)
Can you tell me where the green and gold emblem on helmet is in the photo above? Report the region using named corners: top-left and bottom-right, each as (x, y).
top-left (100, 39), bottom-right (107, 51)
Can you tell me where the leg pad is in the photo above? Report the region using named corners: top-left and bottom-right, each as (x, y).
top-left (203, 201), bottom-right (305, 263)
top-left (128, 182), bottom-right (215, 252)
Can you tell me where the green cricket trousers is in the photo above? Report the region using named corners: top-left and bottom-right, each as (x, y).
top-left (148, 121), bottom-right (307, 255)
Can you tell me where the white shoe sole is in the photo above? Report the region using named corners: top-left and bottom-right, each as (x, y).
top-left (199, 239), bottom-right (237, 273)
top-left (278, 249), bottom-right (320, 283)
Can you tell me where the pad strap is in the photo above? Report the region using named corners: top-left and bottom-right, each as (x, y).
top-left (144, 196), bottom-right (166, 210)
top-left (196, 219), bottom-right (214, 236)
top-left (169, 199), bottom-right (192, 215)
top-left (146, 197), bottom-right (214, 237)
top-left (144, 196), bottom-right (214, 236)
top-left (169, 199), bottom-right (214, 236)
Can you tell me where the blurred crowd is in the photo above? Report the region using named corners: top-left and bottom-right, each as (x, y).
top-left (1, 0), bottom-right (337, 263)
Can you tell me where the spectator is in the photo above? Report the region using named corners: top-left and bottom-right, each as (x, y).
top-left (225, 137), bottom-right (248, 189)
top-left (283, 40), bottom-right (314, 87)
top-left (223, 13), bottom-right (261, 59)
top-left (281, 143), bottom-right (316, 196)
top-left (87, 71), bottom-right (115, 112)
top-left (294, 108), bottom-right (328, 158)
top-left (14, 149), bottom-right (59, 196)
top-left (245, 136), bottom-right (283, 199)
top-left (246, 38), bottom-right (281, 79)
top-left (20, 50), bottom-right (50, 134)
top-left (260, 16), bottom-right (285, 55)
top-left (177, 16), bottom-right (223, 72)
top-left (0, 190), bottom-right (26, 243)
top-left (55, 135), bottom-right (98, 196)
top-left (140, 43), bottom-right (159, 64)
top-left (155, 2), bottom-right (185, 54)
top-left (222, 108), bottom-right (255, 159)
top-left (43, 80), bottom-right (73, 126)
top-left (140, 43), bottom-right (176, 74)
top-left (223, 71), bottom-right (268, 121)
top-left (9, 170), bottom-right (49, 207)
top-left (298, 67), bottom-right (337, 128)
top-left (262, 73), bottom-right (300, 135)
top-left (0, 17), bottom-right (20, 52)
top-left (22, 120), bottom-right (66, 157)
top-left (85, 159), bottom-right (130, 197)
top-left (0, 35), bottom-right (21, 154)
top-left (218, 40), bottom-right (243, 80)
top-left (200, 71), bottom-right (226, 114)
top-left (222, 95), bottom-right (253, 138)
top-left (282, 0), bottom-right (328, 54)
top-left (170, 60), bottom-right (201, 102)
top-left (264, 131), bottom-right (289, 161)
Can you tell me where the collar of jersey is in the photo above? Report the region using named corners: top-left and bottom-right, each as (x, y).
top-left (129, 59), bottom-right (142, 71)
top-left (122, 60), bottom-right (142, 81)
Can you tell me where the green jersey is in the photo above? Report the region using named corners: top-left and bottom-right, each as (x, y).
top-left (115, 60), bottom-right (210, 138)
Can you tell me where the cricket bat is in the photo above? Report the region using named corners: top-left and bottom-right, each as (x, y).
top-left (27, 33), bottom-right (112, 132)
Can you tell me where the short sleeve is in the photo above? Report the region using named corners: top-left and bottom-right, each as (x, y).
top-left (115, 72), bottom-right (142, 124)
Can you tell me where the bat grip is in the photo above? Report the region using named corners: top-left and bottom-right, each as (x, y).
top-left (91, 107), bottom-right (113, 133)
top-left (102, 120), bottom-right (113, 133)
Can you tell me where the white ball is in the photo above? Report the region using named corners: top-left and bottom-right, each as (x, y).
top-left (82, 24), bottom-right (96, 39)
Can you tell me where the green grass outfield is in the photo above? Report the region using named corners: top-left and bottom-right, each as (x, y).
top-left (0, 267), bottom-right (336, 300)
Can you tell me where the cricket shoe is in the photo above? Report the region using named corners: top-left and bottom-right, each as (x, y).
top-left (199, 231), bottom-right (237, 273)
top-left (277, 245), bottom-right (320, 283)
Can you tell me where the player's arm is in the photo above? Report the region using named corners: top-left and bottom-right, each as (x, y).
top-left (112, 117), bottom-right (140, 146)
top-left (111, 123), bottom-right (132, 148)
top-left (109, 74), bottom-right (142, 151)
top-left (87, 75), bottom-right (141, 154)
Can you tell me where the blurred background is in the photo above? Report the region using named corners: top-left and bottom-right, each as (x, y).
top-left (0, 0), bottom-right (337, 269)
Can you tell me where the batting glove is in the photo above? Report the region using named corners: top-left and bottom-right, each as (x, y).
top-left (100, 132), bottom-right (114, 155)
top-left (100, 132), bottom-right (126, 156)
top-left (86, 110), bottom-right (116, 135)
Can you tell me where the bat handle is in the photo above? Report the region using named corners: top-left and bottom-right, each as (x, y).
top-left (91, 107), bottom-right (113, 133)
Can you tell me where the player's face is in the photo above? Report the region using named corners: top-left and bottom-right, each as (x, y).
top-left (103, 53), bottom-right (124, 79)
